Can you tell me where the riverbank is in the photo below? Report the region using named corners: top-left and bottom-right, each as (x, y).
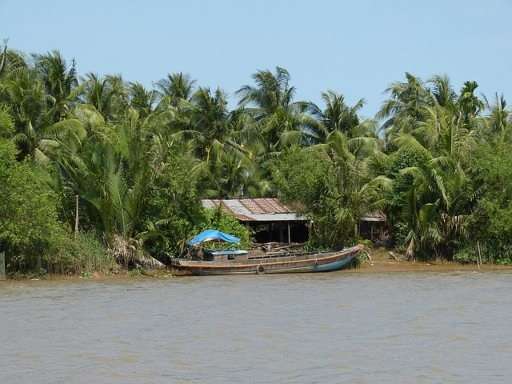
top-left (2, 247), bottom-right (512, 282)
top-left (1, 268), bottom-right (173, 282)
top-left (353, 247), bottom-right (512, 274)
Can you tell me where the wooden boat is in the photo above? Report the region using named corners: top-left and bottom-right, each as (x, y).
top-left (171, 245), bottom-right (363, 276)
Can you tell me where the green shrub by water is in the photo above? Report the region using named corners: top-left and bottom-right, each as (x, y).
top-left (46, 232), bottom-right (115, 275)
top-left (196, 208), bottom-right (251, 249)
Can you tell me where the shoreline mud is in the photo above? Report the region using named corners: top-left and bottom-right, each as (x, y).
top-left (352, 248), bottom-right (512, 274)
top-left (2, 248), bottom-right (512, 282)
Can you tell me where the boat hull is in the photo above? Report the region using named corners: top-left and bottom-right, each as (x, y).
top-left (171, 245), bottom-right (363, 276)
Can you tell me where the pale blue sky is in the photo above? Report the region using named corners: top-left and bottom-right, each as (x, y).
top-left (2, 0), bottom-right (511, 117)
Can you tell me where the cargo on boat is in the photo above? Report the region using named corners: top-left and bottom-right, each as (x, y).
top-left (170, 229), bottom-right (363, 276)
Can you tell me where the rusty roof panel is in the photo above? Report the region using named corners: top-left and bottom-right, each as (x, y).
top-left (262, 198), bottom-right (290, 213)
top-left (223, 199), bottom-right (256, 221)
top-left (238, 199), bottom-right (263, 214)
top-left (200, 198), bottom-right (306, 222)
top-left (241, 198), bottom-right (291, 214)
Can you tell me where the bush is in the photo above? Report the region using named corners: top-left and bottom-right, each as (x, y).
top-left (391, 222), bottom-right (409, 251)
top-left (0, 106), bottom-right (15, 138)
top-left (0, 140), bottom-right (66, 272)
top-left (46, 232), bottom-right (115, 274)
top-left (272, 147), bottom-right (330, 209)
top-left (460, 142), bottom-right (512, 264)
top-left (197, 208), bottom-right (251, 249)
top-left (454, 243), bottom-right (512, 265)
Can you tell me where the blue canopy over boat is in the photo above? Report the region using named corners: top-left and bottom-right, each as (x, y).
top-left (187, 229), bottom-right (240, 246)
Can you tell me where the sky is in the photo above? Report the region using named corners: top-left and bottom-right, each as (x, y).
top-left (2, 0), bottom-right (511, 117)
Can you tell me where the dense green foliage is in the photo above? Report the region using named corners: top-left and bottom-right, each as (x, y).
top-left (1, 44), bottom-right (511, 274)
top-left (0, 139), bottom-right (62, 271)
top-left (198, 208), bottom-right (251, 249)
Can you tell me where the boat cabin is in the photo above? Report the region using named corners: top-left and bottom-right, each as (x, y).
top-left (205, 249), bottom-right (248, 261)
top-left (185, 229), bottom-right (249, 261)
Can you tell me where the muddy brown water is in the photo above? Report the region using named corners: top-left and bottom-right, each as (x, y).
top-left (1, 271), bottom-right (511, 383)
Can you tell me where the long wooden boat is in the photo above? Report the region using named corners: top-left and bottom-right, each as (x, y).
top-left (171, 245), bottom-right (363, 276)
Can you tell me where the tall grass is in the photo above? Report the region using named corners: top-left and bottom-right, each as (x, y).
top-left (45, 232), bottom-right (116, 275)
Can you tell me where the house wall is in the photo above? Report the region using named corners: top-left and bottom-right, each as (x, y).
top-left (359, 221), bottom-right (388, 242)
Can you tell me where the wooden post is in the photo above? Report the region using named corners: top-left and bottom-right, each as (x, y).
top-left (287, 223), bottom-right (291, 244)
top-left (0, 251), bottom-right (5, 280)
top-left (74, 194), bottom-right (79, 239)
top-left (477, 241), bottom-right (482, 269)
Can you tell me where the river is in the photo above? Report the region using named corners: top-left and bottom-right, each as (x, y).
top-left (1, 271), bottom-right (511, 383)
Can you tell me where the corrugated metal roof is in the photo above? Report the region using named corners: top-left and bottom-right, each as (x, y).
top-left (201, 198), bottom-right (307, 222)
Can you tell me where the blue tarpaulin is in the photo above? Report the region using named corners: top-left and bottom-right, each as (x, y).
top-left (187, 229), bottom-right (240, 246)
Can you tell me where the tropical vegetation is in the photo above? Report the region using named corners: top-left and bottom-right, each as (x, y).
top-left (1, 43), bottom-right (511, 275)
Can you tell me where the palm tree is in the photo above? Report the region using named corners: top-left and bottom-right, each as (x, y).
top-left (237, 67), bottom-right (318, 149)
top-left (0, 66), bottom-right (46, 133)
top-left (193, 139), bottom-right (258, 198)
top-left (0, 42), bottom-right (27, 78)
top-left (309, 90), bottom-right (365, 141)
top-left (0, 63), bottom-right (86, 163)
top-left (184, 87), bottom-right (270, 197)
top-left (81, 73), bottom-right (127, 120)
top-left (128, 82), bottom-right (157, 119)
top-left (389, 134), bottom-right (469, 259)
top-left (428, 75), bottom-right (456, 109)
top-left (237, 67), bottom-right (296, 114)
top-left (398, 162), bottom-right (470, 260)
top-left (0, 43), bottom-right (6, 76)
top-left (309, 131), bottom-right (390, 247)
top-left (457, 81), bottom-right (484, 125)
top-left (62, 110), bottom-right (155, 264)
top-left (191, 87), bottom-right (229, 150)
top-left (415, 104), bottom-right (475, 161)
top-left (33, 50), bottom-right (79, 123)
top-left (398, 161), bottom-right (444, 259)
top-left (484, 93), bottom-right (510, 142)
top-left (377, 73), bottom-right (432, 138)
top-left (156, 72), bottom-right (195, 107)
